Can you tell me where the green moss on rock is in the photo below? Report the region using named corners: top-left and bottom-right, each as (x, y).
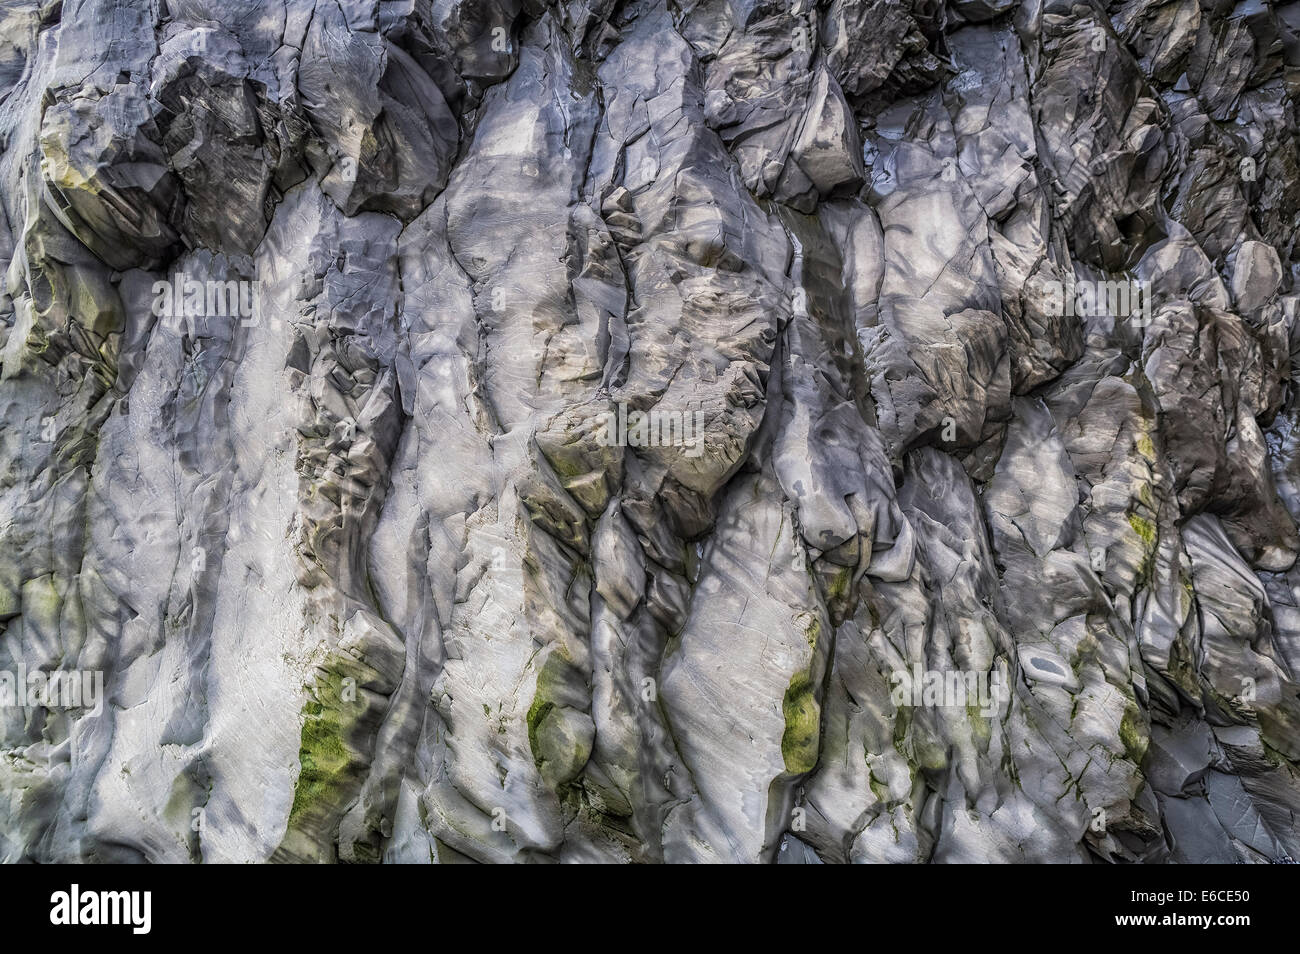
top-left (526, 696), bottom-right (555, 760)
top-left (780, 671), bottom-right (821, 774)
top-left (1128, 513), bottom-right (1158, 587)
top-left (1127, 513), bottom-right (1156, 548)
top-left (288, 673), bottom-right (351, 826)
top-left (1119, 704), bottom-right (1148, 764)
top-left (801, 614), bottom-right (821, 648)
top-left (828, 567), bottom-right (851, 601)
top-left (525, 647), bottom-right (594, 788)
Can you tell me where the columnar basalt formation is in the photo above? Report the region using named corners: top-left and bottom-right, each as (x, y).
top-left (1, 0), bottom-right (1299, 863)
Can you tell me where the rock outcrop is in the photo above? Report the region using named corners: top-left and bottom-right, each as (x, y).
top-left (2, 0), bottom-right (1299, 863)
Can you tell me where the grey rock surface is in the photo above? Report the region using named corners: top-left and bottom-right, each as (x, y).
top-left (1, 0), bottom-right (1300, 864)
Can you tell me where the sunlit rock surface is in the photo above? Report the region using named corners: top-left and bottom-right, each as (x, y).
top-left (2, 0), bottom-right (1300, 864)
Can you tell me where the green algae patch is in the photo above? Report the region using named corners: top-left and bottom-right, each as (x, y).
top-left (288, 673), bottom-right (351, 827)
top-left (828, 567), bottom-right (852, 602)
top-left (21, 574), bottom-right (63, 634)
top-left (867, 766), bottom-right (890, 806)
top-left (526, 647), bottom-right (594, 788)
top-left (914, 728), bottom-right (949, 773)
top-left (1128, 513), bottom-right (1158, 587)
top-left (1119, 704), bottom-right (1148, 765)
top-left (822, 566), bottom-right (856, 626)
top-left (780, 670), bottom-right (821, 774)
top-left (526, 696), bottom-right (555, 761)
top-left (800, 613), bottom-right (821, 648)
top-left (966, 704), bottom-right (993, 745)
top-left (1127, 513), bottom-right (1156, 547)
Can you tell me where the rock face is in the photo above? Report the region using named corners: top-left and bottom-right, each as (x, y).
top-left (1, 0), bottom-right (1300, 865)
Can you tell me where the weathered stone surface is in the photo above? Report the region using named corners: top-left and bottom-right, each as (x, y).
top-left (2, 0), bottom-right (1300, 866)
